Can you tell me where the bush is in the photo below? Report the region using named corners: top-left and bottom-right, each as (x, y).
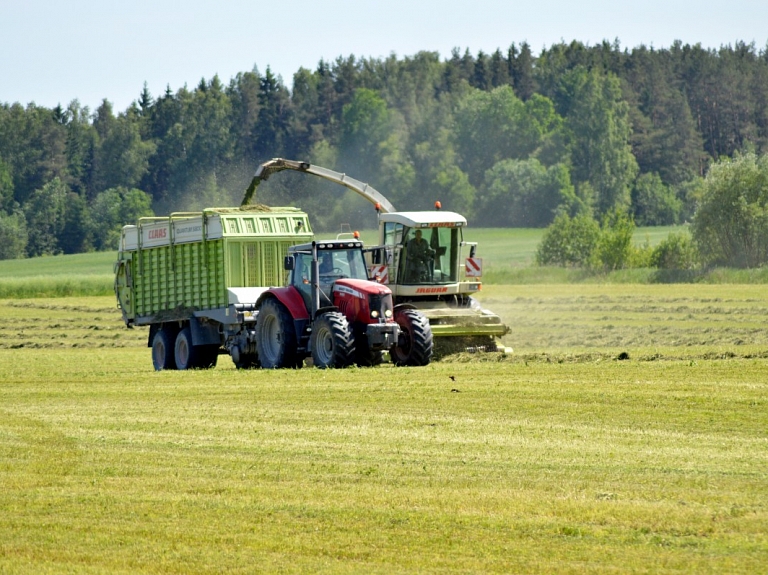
top-left (536, 212), bottom-right (600, 267)
top-left (537, 210), bottom-right (638, 271)
top-left (0, 210), bottom-right (28, 260)
top-left (651, 232), bottom-right (699, 270)
top-left (594, 210), bottom-right (635, 270)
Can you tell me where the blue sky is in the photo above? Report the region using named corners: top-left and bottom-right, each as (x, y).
top-left (2, 0), bottom-right (766, 112)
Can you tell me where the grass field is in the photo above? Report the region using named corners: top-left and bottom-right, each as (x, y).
top-left (0, 251), bottom-right (115, 298)
top-left (1, 287), bottom-right (767, 573)
top-left (0, 226), bottom-right (701, 298)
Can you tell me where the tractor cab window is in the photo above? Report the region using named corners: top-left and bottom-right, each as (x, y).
top-left (290, 251), bottom-right (311, 287)
top-left (400, 226), bottom-right (461, 284)
top-left (292, 248), bottom-right (369, 288)
top-left (318, 248), bottom-right (369, 283)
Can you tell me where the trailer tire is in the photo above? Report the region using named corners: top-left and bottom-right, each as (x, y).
top-left (391, 309), bottom-right (433, 367)
top-left (174, 327), bottom-right (199, 370)
top-left (310, 312), bottom-right (355, 369)
top-left (257, 298), bottom-right (300, 369)
top-left (152, 326), bottom-right (177, 371)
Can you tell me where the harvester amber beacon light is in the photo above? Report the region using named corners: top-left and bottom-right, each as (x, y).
top-left (434, 201), bottom-right (442, 210)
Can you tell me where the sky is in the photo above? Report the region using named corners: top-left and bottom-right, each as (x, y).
top-left (2, 0), bottom-right (767, 113)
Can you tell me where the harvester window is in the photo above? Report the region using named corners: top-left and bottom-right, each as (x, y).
top-left (401, 227), bottom-right (461, 284)
top-left (383, 222), bottom-right (403, 247)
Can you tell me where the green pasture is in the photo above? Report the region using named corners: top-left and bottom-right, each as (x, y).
top-left (0, 251), bottom-right (115, 298)
top-left (1, 288), bottom-right (767, 573)
top-left (0, 225), bottom-right (701, 299)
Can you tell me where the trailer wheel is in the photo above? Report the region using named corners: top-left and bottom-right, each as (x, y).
top-left (310, 312), bottom-right (355, 369)
top-left (151, 326), bottom-right (177, 371)
top-left (391, 309), bottom-right (433, 367)
top-left (174, 327), bottom-right (199, 370)
top-left (257, 298), bottom-right (300, 369)
top-left (173, 326), bottom-right (219, 370)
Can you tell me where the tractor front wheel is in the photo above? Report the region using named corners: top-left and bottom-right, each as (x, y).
top-left (310, 312), bottom-right (355, 369)
top-left (391, 309), bottom-right (433, 366)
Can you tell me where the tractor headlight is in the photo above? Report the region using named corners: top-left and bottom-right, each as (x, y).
top-left (369, 293), bottom-right (394, 321)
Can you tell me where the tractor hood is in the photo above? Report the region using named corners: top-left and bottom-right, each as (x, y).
top-left (333, 278), bottom-right (392, 298)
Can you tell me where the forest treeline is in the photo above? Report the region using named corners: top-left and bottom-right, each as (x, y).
top-left (1, 39), bottom-right (768, 259)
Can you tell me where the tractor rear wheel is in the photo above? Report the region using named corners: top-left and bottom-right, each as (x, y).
top-left (257, 298), bottom-right (300, 369)
top-left (310, 312), bottom-right (355, 369)
top-left (391, 309), bottom-right (433, 366)
top-left (151, 326), bottom-right (177, 371)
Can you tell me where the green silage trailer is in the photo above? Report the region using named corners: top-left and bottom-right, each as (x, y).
top-left (114, 206), bottom-right (313, 370)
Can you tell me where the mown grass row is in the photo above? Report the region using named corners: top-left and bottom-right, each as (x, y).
top-left (4, 284), bottom-right (768, 357)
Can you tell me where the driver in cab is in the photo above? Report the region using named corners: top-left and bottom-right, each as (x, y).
top-left (406, 229), bottom-right (434, 282)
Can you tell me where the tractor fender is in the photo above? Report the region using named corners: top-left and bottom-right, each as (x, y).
top-left (256, 286), bottom-right (310, 320)
top-left (394, 302), bottom-right (418, 312)
top-left (256, 287), bottom-right (312, 351)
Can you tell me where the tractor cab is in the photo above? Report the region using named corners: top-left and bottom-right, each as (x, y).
top-left (286, 240), bottom-right (370, 311)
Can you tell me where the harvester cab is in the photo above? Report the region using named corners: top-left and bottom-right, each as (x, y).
top-left (243, 158), bottom-right (510, 355)
top-left (367, 209), bottom-right (475, 293)
top-left (255, 239), bottom-right (433, 369)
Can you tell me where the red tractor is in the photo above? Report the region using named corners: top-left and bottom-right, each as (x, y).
top-left (254, 238), bottom-right (433, 368)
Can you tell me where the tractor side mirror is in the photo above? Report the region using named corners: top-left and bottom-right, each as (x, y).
top-left (284, 255), bottom-right (295, 271)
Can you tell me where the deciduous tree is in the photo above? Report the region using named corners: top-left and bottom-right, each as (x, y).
top-left (692, 152), bottom-right (768, 267)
